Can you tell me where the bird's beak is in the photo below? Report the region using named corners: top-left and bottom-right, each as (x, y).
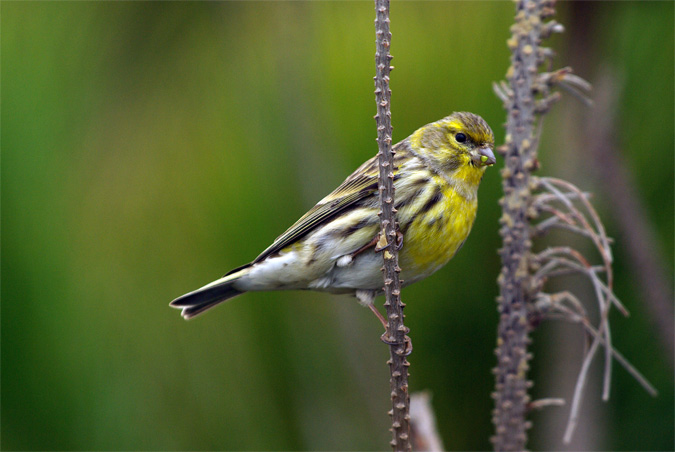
top-left (472, 147), bottom-right (496, 167)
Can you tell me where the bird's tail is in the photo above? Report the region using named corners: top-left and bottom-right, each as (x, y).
top-left (170, 265), bottom-right (251, 319)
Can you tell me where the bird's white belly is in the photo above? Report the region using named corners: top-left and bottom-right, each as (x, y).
top-left (235, 245), bottom-right (384, 295)
top-left (236, 250), bottom-right (319, 291)
top-left (307, 251), bottom-right (382, 292)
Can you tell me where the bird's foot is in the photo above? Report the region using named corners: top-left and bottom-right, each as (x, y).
top-left (374, 230), bottom-right (404, 252)
top-left (349, 235), bottom-right (379, 260)
top-left (367, 301), bottom-right (412, 355)
top-left (380, 332), bottom-right (413, 356)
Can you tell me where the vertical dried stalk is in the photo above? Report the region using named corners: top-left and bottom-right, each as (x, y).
top-left (492, 0), bottom-right (655, 448)
top-left (373, 0), bottom-right (411, 451)
top-left (492, 1), bottom-right (547, 450)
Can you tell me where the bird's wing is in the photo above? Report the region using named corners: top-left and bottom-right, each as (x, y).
top-left (252, 156), bottom-right (380, 264)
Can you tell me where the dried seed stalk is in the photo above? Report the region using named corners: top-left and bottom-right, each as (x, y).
top-left (493, 0), bottom-right (654, 448)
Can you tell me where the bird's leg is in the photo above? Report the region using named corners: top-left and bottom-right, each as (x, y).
top-left (369, 303), bottom-right (413, 356)
top-left (348, 229), bottom-right (403, 264)
top-left (374, 228), bottom-right (404, 252)
top-left (337, 236), bottom-right (380, 268)
top-left (350, 235), bottom-right (379, 258)
top-left (368, 302), bottom-right (389, 329)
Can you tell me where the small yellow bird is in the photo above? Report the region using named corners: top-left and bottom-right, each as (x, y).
top-left (171, 112), bottom-right (495, 321)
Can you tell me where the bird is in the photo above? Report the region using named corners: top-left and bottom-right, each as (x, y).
top-left (170, 112), bottom-right (495, 324)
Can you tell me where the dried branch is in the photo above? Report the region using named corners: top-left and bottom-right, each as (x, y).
top-left (529, 175), bottom-right (657, 442)
top-left (373, 1), bottom-right (411, 451)
top-left (492, 1), bottom-right (564, 450)
top-left (488, 0), bottom-right (656, 449)
top-left (534, 291), bottom-right (658, 443)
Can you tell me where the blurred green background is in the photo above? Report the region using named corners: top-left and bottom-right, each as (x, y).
top-left (2, 1), bottom-right (673, 450)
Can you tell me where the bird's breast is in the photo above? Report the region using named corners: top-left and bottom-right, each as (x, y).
top-left (399, 182), bottom-right (478, 282)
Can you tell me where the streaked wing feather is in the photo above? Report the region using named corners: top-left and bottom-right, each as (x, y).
top-left (253, 157), bottom-right (379, 263)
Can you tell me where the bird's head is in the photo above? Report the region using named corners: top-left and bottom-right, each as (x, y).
top-left (409, 112), bottom-right (496, 179)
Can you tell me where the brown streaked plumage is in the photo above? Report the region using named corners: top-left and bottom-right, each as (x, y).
top-left (171, 112), bottom-right (495, 319)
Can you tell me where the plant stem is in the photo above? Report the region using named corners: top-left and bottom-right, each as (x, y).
top-left (373, 1), bottom-right (411, 450)
top-left (492, 0), bottom-right (550, 450)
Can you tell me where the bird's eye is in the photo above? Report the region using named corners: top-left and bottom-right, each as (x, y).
top-left (455, 133), bottom-right (467, 143)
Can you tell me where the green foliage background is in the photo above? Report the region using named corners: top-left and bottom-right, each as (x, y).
top-left (3, 2), bottom-right (672, 450)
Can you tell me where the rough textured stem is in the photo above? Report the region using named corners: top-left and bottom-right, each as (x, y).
top-left (492, 1), bottom-right (548, 450)
top-left (373, 1), bottom-right (411, 451)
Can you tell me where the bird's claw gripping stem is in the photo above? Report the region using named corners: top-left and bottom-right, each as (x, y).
top-left (369, 304), bottom-right (412, 355)
top-left (395, 230), bottom-right (403, 250)
top-left (374, 230), bottom-right (404, 252)
top-left (351, 230), bottom-right (403, 260)
top-left (380, 332), bottom-right (413, 356)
